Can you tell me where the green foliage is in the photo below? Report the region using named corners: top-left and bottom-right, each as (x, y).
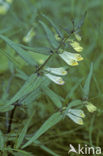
top-left (15, 112), bottom-right (34, 149)
top-left (0, 35), bottom-right (37, 66)
top-left (0, 130), bottom-right (4, 150)
top-left (22, 112), bottom-right (63, 149)
top-left (39, 20), bottom-right (59, 49)
top-left (82, 63), bottom-right (93, 100)
top-left (42, 86), bottom-right (62, 108)
top-left (7, 74), bottom-right (44, 106)
top-left (0, 0), bottom-right (102, 155)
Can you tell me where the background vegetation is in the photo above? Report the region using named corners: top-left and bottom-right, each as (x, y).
top-left (0, 0), bottom-right (103, 155)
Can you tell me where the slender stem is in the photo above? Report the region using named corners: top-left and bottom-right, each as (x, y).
top-left (7, 105), bottom-right (17, 134)
top-left (35, 37), bottom-right (67, 73)
top-left (7, 104), bottom-right (17, 148)
top-left (5, 112), bottom-right (9, 130)
top-left (35, 54), bottom-right (53, 73)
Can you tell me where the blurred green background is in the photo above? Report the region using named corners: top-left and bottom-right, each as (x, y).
top-left (0, 0), bottom-right (103, 155)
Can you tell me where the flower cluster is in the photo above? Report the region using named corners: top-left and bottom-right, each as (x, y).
top-left (43, 31), bottom-right (84, 85)
top-left (0, 0), bottom-right (13, 15)
top-left (41, 31), bottom-right (97, 125)
top-left (45, 51), bottom-right (83, 85)
top-left (65, 101), bottom-right (97, 125)
top-left (45, 67), bottom-right (67, 85)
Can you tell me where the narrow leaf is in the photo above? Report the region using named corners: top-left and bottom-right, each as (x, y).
top-left (15, 113), bottom-right (34, 149)
top-left (39, 20), bottom-right (59, 49)
top-left (0, 130), bottom-right (4, 150)
top-left (6, 74), bottom-right (45, 106)
top-left (35, 140), bottom-right (60, 156)
top-left (42, 14), bottom-right (63, 38)
top-left (5, 148), bottom-right (33, 156)
top-left (83, 63), bottom-right (93, 99)
top-left (66, 78), bottom-right (83, 99)
top-left (76, 11), bottom-right (87, 31)
top-left (42, 87), bottom-right (62, 108)
top-left (0, 35), bottom-right (37, 66)
top-left (18, 44), bottom-right (51, 55)
top-left (0, 105), bottom-right (14, 113)
top-left (22, 112), bottom-right (63, 148)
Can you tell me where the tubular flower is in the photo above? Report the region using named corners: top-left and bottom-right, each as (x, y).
top-left (70, 41), bottom-right (83, 52)
top-left (45, 73), bottom-right (64, 85)
top-left (66, 109), bottom-right (85, 125)
top-left (68, 109), bottom-right (85, 118)
top-left (59, 51), bottom-right (83, 66)
top-left (23, 28), bottom-right (36, 43)
top-left (45, 67), bottom-right (67, 76)
top-left (86, 102), bottom-right (97, 113)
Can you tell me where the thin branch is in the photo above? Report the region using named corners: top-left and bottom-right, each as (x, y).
top-left (7, 105), bottom-right (17, 134)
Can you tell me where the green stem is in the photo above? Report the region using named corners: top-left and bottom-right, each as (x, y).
top-left (35, 36), bottom-right (69, 73)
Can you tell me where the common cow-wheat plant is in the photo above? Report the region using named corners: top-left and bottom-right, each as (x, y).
top-left (0, 1), bottom-right (100, 155)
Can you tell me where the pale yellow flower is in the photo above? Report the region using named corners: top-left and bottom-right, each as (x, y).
top-left (66, 108), bottom-right (85, 125)
top-left (59, 51), bottom-right (83, 66)
top-left (67, 113), bottom-right (84, 125)
top-left (45, 67), bottom-right (67, 76)
top-left (68, 109), bottom-right (85, 118)
top-left (45, 73), bottom-right (64, 85)
top-left (70, 40), bottom-right (83, 52)
top-left (23, 28), bottom-right (36, 43)
top-left (86, 102), bottom-right (97, 113)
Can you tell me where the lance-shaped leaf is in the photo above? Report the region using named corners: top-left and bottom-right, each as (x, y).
top-left (83, 63), bottom-right (93, 100)
top-left (15, 112), bottom-right (34, 149)
top-left (65, 78), bottom-right (83, 100)
top-left (75, 11), bottom-right (87, 32)
top-left (0, 130), bottom-right (4, 150)
top-left (21, 112), bottom-right (63, 149)
top-left (0, 104), bottom-right (14, 112)
top-left (0, 35), bottom-right (37, 66)
top-left (0, 27), bottom-right (12, 34)
top-left (6, 74), bottom-right (45, 106)
top-left (42, 86), bottom-right (62, 108)
top-left (18, 44), bottom-right (51, 55)
top-left (15, 69), bottom-right (29, 80)
top-left (42, 14), bottom-right (63, 38)
top-left (21, 78), bottom-right (50, 106)
top-left (4, 147), bottom-right (33, 156)
top-left (39, 20), bottom-right (59, 49)
top-left (34, 140), bottom-right (60, 156)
